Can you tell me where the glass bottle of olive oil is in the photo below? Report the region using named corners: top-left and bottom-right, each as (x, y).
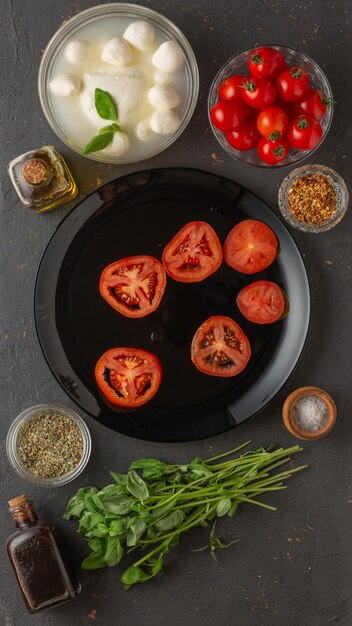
top-left (8, 145), bottom-right (77, 212)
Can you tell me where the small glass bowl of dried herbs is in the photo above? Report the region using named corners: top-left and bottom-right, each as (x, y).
top-left (278, 164), bottom-right (348, 233)
top-left (6, 404), bottom-right (91, 486)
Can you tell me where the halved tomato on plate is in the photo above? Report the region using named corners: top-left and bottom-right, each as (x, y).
top-left (162, 221), bottom-right (223, 283)
top-left (95, 347), bottom-right (162, 408)
top-left (237, 280), bottom-right (286, 324)
top-left (100, 255), bottom-right (166, 318)
top-left (223, 219), bottom-right (278, 274)
top-left (191, 315), bottom-right (251, 377)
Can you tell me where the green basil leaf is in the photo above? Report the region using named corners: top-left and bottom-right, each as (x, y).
top-left (88, 537), bottom-right (107, 553)
top-left (228, 502), bottom-right (238, 517)
top-left (216, 497), bottom-right (232, 517)
top-left (152, 499), bottom-right (177, 519)
top-left (103, 495), bottom-right (136, 515)
top-left (84, 493), bottom-right (105, 513)
top-left (82, 550), bottom-right (107, 570)
top-left (64, 487), bottom-right (98, 520)
top-left (79, 511), bottom-right (105, 533)
top-left (109, 519), bottom-right (126, 536)
top-left (151, 553), bottom-right (164, 575)
top-left (154, 510), bottom-right (185, 532)
top-left (110, 471), bottom-right (128, 486)
top-left (98, 484), bottom-right (125, 499)
top-left (130, 458), bottom-right (166, 471)
top-left (121, 565), bottom-right (153, 590)
top-left (127, 470), bottom-right (149, 501)
top-left (82, 131), bottom-right (114, 155)
top-left (189, 460), bottom-right (213, 478)
top-left (95, 88), bottom-right (118, 121)
top-left (93, 523), bottom-right (110, 537)
top-left (105, 537), bottom-right (124, 567)
top-left (99, 122), bottom-right (120, 134)
top-left (126, 518), bottom-right (147, 546)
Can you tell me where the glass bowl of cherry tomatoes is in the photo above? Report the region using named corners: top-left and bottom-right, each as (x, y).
top-left (208, 44), bottom-right (333, 168)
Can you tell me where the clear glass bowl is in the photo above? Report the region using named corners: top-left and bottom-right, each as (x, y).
top-left (6, 404), bottom-right (92, 486)
top-left (278, 164), bottom-right (349, 233)
top-left (38, 3), bottom-right (199, 164)
top-left (208, 45), bottom-right (333, 168)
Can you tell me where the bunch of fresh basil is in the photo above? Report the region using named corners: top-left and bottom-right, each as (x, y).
top-left (64, 443), bottom-right (305, 589)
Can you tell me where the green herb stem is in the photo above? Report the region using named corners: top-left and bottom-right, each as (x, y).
top-left (64, 443), bottom-right (307, 589)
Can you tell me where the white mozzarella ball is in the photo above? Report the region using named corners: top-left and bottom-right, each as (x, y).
top-left (153, 70), bottom-right (169, 85)
top-left (101, 38), bottom-right (132, 66)
top-left (152, 41), bottom-right (184, 73)
top-left (123, 21), bottom-right (155, 51)
top-left (101, 132), bottom-right (130, 156)
top-left (135, 120), bottom-right (153, 142)
top-left (49, 73), bottom-right (80, 96)
top-left (148, 84), bottom-right (180, 109)
top-left (65, 40), bottom-right (91, 64)
top-left (150, 110), bottom-right (181, 135)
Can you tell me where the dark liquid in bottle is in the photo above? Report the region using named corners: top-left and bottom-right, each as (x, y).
top-left (6, 495), bottom-right (79, 613)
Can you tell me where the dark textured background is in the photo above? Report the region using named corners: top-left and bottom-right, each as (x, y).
top-left (1, 1), bottom-right (351, 624)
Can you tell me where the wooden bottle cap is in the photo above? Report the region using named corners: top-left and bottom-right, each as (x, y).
top-left (282, 386), bottom-right (336, 441)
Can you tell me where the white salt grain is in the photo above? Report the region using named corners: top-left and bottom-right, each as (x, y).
top-left (292, 395), bottom-right (329, 432)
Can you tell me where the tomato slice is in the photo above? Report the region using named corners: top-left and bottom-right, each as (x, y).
top-left (162, 221), bottom-right (223, 283)
top-left (223, 220), bottom-right (278, 274)
top-left (191, 315), bottom-right (251, 377)
top-left (100, 255), bottom-right (166, 318)
top-left (237, 281), bottom-right (285, 324)
top-left (95, 347), bottom-right (162, 408)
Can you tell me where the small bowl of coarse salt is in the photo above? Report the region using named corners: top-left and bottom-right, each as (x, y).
top-left (282, 386), bottom-right (336, 440)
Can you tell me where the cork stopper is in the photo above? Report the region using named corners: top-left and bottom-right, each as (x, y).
top-left (22, 158), bottom-right (49, 185)
top-left (8, 494), bottom-right (31, 509)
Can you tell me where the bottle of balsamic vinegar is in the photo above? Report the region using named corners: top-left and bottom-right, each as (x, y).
top-left (6, 494), bottom-right (80, 613)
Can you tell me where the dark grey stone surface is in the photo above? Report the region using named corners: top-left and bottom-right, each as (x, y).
top-left (1, 0), bottom-right (351, 624)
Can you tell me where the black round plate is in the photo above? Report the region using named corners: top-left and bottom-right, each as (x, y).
top-left (34, 168), bottom-right (310, 442)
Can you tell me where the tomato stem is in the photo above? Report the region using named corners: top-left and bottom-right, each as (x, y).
top-left (251, 53), bottom-right (265, 65)
top-left (319, 92), bottom-right (335, 106)
top-left (269, 131), bottom-right (282, 142)
top-left (273, 145), bottom-right (285, 158)
top-left (290, 66), bottom-right (305, 79)
top-left (242, 79), bottom-right (256, 92)
top-left (297, 116), bottom-right (310, 129)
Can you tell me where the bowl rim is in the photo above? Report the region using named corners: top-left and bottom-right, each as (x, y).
top-left (278, 163), bottom-right (349, 232)
top-left (6, 403), bottom-right (92, 486)
top-left (208, 43), bottom-right (334, 169)
top-left (38, 2), bottom-right (199, 164)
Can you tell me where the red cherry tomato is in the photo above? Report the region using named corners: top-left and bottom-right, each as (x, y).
top-left (219, 74), bottom-right (246, 103)
top-left (249, 46), bottom-right (287, 79)
top-left (100, 255), bottom-right (166, 318)
top-left (162, 221), bottom-right (223, 283)
top-left (191, 315), bottom-right (251, 377)
top-left (210, 100), bottom-right (245, 131)
top-left (241, 77), bottom-right (276, 109)
top-left (257, 136), bottom-right (290, 164)
top-left (226, 117), bottom-right (260, 150)
top-left (287, 115), bottom-right (323, 149)
top-left (276, 67), bottom-right (310, 102)
top-left (237, 281), bottom-right (286, 324)
top-left (95, 347), bottom-right (162, 408)
top-left (223, 219), bottom-right (278, 274)
top-left (288, 88), bottom-right (333, 120)
top-left (256, 106), bottom-right (289, 139)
